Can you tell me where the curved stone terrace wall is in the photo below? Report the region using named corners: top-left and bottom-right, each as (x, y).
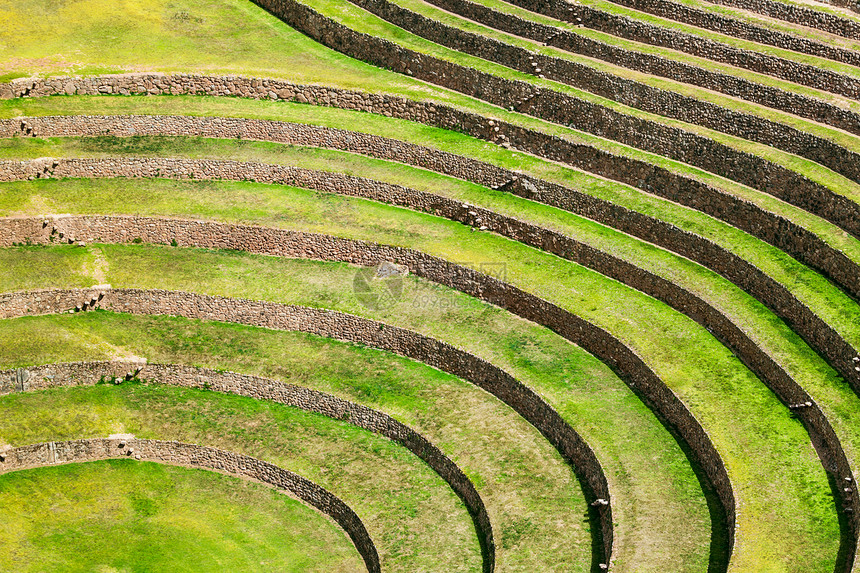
top-left (0, 438), bottom-right (380, 573)
top-left (421, 0), bottom-right (860, 165)
top-left (0, 290), bottom-right (620, 567)
top-left (5, 152), bottom-right (860, 425)
top-left (1, 284), bottom-right (733, 568)
top-left (598, 0), bottom-right (860, 63)
top-left (814, 0), bottom-right (860, 14)
top-left (2, 210), bottom-right (858, 568)
top-left (784, 0), bottom-right (860, 15)
top-left (701, 0), bottom-right (860, 38)
top-left (0, 361), bottom-right (496, 573)
top-left (4, 76), bottom-right (860, 307)
top-left (1, 149), bottom-right (858, 408)
top-left (423, 0), bottom-right (860, 135)
top-left (289, 0), bottom-right (860, 237)
top-left (501, 0), bottom-right (860, 97)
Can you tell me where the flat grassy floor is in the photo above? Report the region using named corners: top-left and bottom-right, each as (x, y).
top-left (0, 274), bottom-right (709, 572)
top-left (0, 380), bottom-right (480, 573)
top-left (0, 236), bottom-right (837, 571)
top-left (0, 314), bottom-right (593, 571)
top-left (0, 459), bottom-right (363, 572)
top-left (0, 313), bottom-right (593, 571)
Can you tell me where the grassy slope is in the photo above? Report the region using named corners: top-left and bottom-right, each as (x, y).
top-left (2, 96), bottom-right (859, 342)
top-left (3, 137), bottom-right (857, 492)
top-left (0, 235), bottom-right (837, 571)
top-left (0, 380), bottom-right (480, 572)
top-left (0, 263), bottom-right (710, 573)
top-left (271, 0), bottom-right (860, 217)
top-left (0, 313), bottom-right (594, 572)
top-left (3, 136), bottom-right (860, 468)
top-left (0, 0), bottom-right (456, 98)
top-left (4, 0), bottom-right (860, 228)
top-left (0, 459), bottom-right (364, 573)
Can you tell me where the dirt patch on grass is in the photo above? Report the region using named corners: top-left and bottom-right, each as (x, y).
top-left (83, 247), bottom-right (109, 285)
top-left (5, 195), bottom-right (58, 217)
top-left (0, 57), bottom-right (79, 77)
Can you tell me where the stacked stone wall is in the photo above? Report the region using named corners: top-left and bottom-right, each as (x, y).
top-left (702, 0), bottom-right (860, 37)
top-left (0, 361), bottom-right (496, 572)
top-left (424, 0), bottom-right (860, 134)
top-left (0, 0), bottom-right (856, 562)
top-left (422, 0), bottom-right (860, 171)
top-left (0, 284), bottom-right (616, 514)
top-left (0, 277), bottom-right (732, 566)
top-left (3, 212), bottom-right (859, 564)
top-left (5, 75), bottom-right (858, 306)
top-left (0, 438), bottom-right (380, 573)
top-left (503, 0), bottom-right (860, 97)
top-left (0, 286), bottom-right (614, 566)
top-left (2, 72), bottom-right (859, 567)
top-left (599, 0), bottom-right (860, 62)
top-left (2, 152), bottom-right (858, 402)
top-left (312, 0), bottom-right (860, 236)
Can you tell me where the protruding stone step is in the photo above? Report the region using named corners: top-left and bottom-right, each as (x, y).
top-left (10, 368), bottom-right (29, 392)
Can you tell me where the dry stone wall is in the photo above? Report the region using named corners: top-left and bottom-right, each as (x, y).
top-left (601, 0), bottom-right (860, 63)
top-left (0, 0), bottom-right (855, 564)
top-left (316, 0), bottom-right (860, 233)
top-left (3, 77), bottom-right (860, 309)
top-left (503, 0), bottom-right (860, 97)
top-left (0, 279), bottom-right (731, 567)
top-left (0, 438), bottom-right (380, 573)
top-left (2, 151), bottom-right (859, 407)
top-left (0, 287), bottom-right (616, 566)
top-left (0, 280), bottom-right (744, 568)
top-left (421, 0), bottom-right (860, 171)
top-left (0, 361), bottom-right (495, 573)
top-left (4, 208), bottom-right (860, 565)
top-left (2, 212), bottom-right (857, 565)
top-left (703, 0), bottom-right (860, 37)
top-left (423, 0), bottom-right (860, 135)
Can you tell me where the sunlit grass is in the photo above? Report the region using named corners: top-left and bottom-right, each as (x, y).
top-left (0, 235), bottom-right (838, 571)
top-left (0, 459), bottom-right (364, 572)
